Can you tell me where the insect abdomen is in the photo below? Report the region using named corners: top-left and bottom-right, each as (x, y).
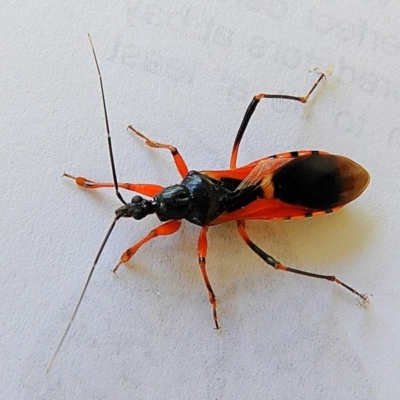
top-left (271, 154), bottom-right (369, 209)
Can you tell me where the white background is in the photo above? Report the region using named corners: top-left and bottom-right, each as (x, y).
top-left (2, 1), bottom-right (399, 399)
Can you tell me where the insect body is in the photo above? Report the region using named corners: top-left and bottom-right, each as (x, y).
top-left (48, 36), bottom-right (369, 371)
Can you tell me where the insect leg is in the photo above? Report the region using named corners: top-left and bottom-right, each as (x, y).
top-left (236, 220), bottom-right (368, 304)
top-left (128, 125), bottom-right (189, 178)
top-left (198, 226), bottom-right (219, 329)
top-left (63, 173), bottom-right (164, 197)
top-left (113, 220), bottom-right (182, 272)
top-left (230, 72), bottom-right (326, 169)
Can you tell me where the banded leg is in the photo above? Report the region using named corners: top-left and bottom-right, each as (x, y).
top-left (198, 226), bottom-right (219, 329)
top-left (230, 72), bottom-right (326, 169)
top-left (128, 125), bottom-right (189, 178)
top-left (236, 220), bottom-right (368, 305)
top-left (63, 173), bottom-right (164, 197)
top-left (113, 220), bottom-right (182, 272)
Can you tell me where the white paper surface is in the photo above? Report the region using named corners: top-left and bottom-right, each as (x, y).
top-left (2, 1), bottom-right (400, 399)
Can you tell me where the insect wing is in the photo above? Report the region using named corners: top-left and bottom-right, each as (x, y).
top-left (235, 159), bottom-right (275, 191)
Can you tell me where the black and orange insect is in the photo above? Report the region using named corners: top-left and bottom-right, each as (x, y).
top-left (48, 36), bottom-right (369, 370)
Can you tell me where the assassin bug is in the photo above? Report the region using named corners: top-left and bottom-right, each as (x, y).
top-left (48, 35), bottom-right (369, 370)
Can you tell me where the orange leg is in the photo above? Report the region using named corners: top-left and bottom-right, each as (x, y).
top-left (63, 173), bottom-right (164, 197)
top-left (128, 125), bottom-right (189, 178)
top-left (113, 220), bottom-right (182, 272)
top-left (198, 226), bottom-right (219, 329)
top-left (236, 220), bottom-right (368, 305)
top-left (230, 72), bottom-right (326, 169)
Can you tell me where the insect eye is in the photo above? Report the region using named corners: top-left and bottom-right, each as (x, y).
top-left (131, 195), bottom-right (143, 204)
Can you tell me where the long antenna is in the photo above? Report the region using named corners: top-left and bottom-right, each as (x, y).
top-left (48, 35), bottom-right (126, 372)
top-left (47, 217), bottom-right (120, 373)
top-left (88, 33), bottom-right (126, 205)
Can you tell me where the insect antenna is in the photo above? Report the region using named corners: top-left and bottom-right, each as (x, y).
top-left (46, 216), bottom-right (120, 373)
top-left (88, 33), bottom-right (126, 205)
top-left (47, 35), bottom-right (127, 372)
